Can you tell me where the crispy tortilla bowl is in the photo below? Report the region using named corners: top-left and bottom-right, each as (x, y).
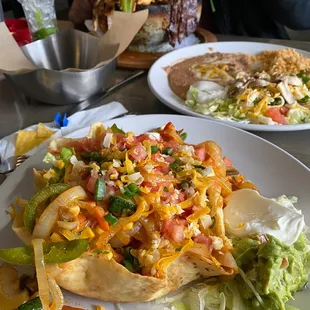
top-left (4, 121), bottom-right (258, 306)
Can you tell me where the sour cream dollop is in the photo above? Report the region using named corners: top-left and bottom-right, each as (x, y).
top-left (224, 189), bottom-right (305, 245)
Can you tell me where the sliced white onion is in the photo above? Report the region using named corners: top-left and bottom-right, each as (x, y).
top-left (48, 277), bottom-right (64, 310)
top-left (33, 186), bottom-right (88, 239)
top-left (32, 239), bottom-right (50, 310)
top-left (201, 167), bottom-right (215, 177)
top-left (124, 222), bottom-right (142, 237)
top-left (103, 133), bottom-right (113, 148)
top-left (112, 159), bottom-right (122, 168)
top-left (57, 220), bottom-right (79, 230)
top-left (70, 155), bottom-right (86, 170)
top-left (109, 236), bottom-right (125, 247)
top-left (178, 145), bottom-right (195, 156)
top-left (127, 172), bottom-right (144, 185)
top-left (199, 214), bottom-right (212, 230)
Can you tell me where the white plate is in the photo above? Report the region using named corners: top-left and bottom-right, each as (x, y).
top-left (148, 42), bottom-right (310, 131)
top-left (0, 115), bottom-right (309, 309)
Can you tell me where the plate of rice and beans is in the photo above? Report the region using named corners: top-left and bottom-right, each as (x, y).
top-left (148, 42), bottom-right (310, 131)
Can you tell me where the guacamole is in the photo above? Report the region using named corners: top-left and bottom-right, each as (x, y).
top-left (233, 233), bottom-right (310, 310)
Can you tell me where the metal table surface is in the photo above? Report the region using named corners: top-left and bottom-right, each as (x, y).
top-left (0, 35), bottom-right (310, 169)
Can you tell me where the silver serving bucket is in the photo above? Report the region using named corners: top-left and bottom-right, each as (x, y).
top-left (5, 29), bottom-right (115, 105)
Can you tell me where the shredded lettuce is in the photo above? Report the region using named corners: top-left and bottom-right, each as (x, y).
top-left (287, 108), bottom-right (310, 124)
top-left (60, 147), bottom-right (75, 164)
top-left (43, 153), bottom-right (58, 166)
top-left (158, 281), bottom-right (245, 310)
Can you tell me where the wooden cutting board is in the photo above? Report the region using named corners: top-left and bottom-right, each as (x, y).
top-left (117, 28), bottom-right (217, 69)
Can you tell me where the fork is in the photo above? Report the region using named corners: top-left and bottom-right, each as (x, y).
top-left (0, 155), bottom-right (29, 174)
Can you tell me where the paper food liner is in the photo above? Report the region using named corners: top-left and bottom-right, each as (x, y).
top-left (0, 10), bottom-right (148, 75)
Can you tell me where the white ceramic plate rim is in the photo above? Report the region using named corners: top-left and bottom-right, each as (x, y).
top-left (0, 114), bottom-right (309, 309)
top-left (148, 41), bottom-right (310, 132)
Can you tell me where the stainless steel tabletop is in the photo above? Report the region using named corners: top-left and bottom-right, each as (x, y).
top-left (0, 35), bottom-right (309, 169)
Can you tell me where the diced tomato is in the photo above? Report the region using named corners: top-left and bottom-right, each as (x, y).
top-left (280, 106), bottom-right (289, 116)
top-left (162, 219), bottom-right (185, 242)
top-left (163, 141), bottom-right (179, 151)
top-left (142, 182), bottom-right (171, 193)
top-left (135, 134), bottom-right (158, 143)
top-left (223, 156), bottom-right (233, 167)
top-left (154, 165), bottom-right (170, 175)
top-left (171, 225), bottom-right (185, 242)
top-left (280, 257), bottom-right (289, 269)
top-left (265, 108), bottom-right (288, 125)
top-left (162, 219), bottom-right (173, 233)
top-left (104, 185), bottom-right (118, 200)
top-left (128, 143), bottom-right (147, 161)
top-left (164, 155), bottom-right (174, 164)
top-left (194, 234), bottom-right (213, 251)
top-left (194, 146), bottom-right (206, 161)
top-left (86, 176), bottom-right (98, 193)
top-left (107, 167), bottom-right (118, 177)
top-left (162, 190), bottom-right (185, 204)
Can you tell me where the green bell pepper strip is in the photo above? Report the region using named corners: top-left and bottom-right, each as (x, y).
top-left (162, 147), bottom-right (174, 155)
top-left (18, 297), bottom-right (42, 310)
top-left (111, 123), bottom-right (125, 134)
top-left (0, 239), bottom-right (89, 266)
top-left (24, 183), bottom-right (70, 232)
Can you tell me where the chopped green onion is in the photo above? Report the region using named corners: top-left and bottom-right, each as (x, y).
top-left (175, 246), bottom-right (182, 252)
top-left (180, 180), bottom-right (191, 190)
top-left (297, 70), bottom-right (310, 84)
top-left (253, 98), bottom-right (261, 105)
top-left (180, 132), bottom-right (188, 140)
top-left (81, 151), bottom-right (103, 162)
top-left (123, 259), bottom-right (134, 272)
top-left (123, 246), bottom-right (133, 260)
top-left (163, 187), bottom-right (169, 192)
top-left (123, 183), bottom-right (140, 199)
top-left (94, 179), bottom-right (106, 200)
top-left (109, 196), bottom-right (137, 216)
top-left (162, 147), bottom-right (174, 155)
top-left (123, 247), bottom-right (141, 273)
top-left (299, 95), bottom-right (310, 103)
top-left (151, 145), bottom-right (159, 154)
top-left (169, 159), bottom-right (183, 172)
top-left (111, 124), bottom-right (125, 134)
top-left (104, 213), bottom-right (118, 226)
top-left (270, 98), bottom-right (282, 106)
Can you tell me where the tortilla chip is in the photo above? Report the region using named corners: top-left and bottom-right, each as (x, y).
top-left (87, 122), bottom-right (106, 139)
top-left (36, 123), bottom-right (56, 138)
top-left (15, 124), bottom-right (56, 155)
top-left (44, 250), bottom-right (234, 303)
